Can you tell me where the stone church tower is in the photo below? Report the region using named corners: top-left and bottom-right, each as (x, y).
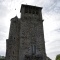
top-left (6, 4), bottom-right (51, 60)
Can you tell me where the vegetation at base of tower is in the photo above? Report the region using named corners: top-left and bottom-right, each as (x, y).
top-left (0, 58), bottom-right (5, 60)
top-left (0, 56), bottom-right (5, 60)
top-left (56, 54), bottom-right (60, 60)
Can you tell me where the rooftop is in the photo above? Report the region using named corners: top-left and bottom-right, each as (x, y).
top-left (20, 4), bottom-right (42, 12)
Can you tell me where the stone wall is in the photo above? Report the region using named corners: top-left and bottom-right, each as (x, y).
top-left (6, 16), bottom-right (20, 60)
top-left (6, 4), bottom-right (51, 60)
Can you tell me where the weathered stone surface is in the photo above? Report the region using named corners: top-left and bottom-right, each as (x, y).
top-left (6, 4), bottom-right (51, 60)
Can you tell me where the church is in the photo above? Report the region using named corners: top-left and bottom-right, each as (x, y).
top-left (6, 4), bottom-right (51, 60)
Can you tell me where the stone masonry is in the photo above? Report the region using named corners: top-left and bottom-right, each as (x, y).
top-left (6, 4), bottom-right (51, 60)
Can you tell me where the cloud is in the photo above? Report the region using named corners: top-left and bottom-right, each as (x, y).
top-left (0, 1), bottom-right (9, 18)
top-left (45, 39), bottom-right (60, 60)
top-left (47, 51), bottom-right (60, 60)
top-left (53, 28), bottom-right (60, 33)
top-left (0, 0), bottom-right (60, 60)
top-left (0, 39), bottom-right (6, 56)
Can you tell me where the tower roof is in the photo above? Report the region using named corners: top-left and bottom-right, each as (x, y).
top-left (20, 4), bottom-right (42, 12)
top-left (11, 16), bottom-right (18, 21)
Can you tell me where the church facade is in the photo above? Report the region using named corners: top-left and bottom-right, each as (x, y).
top-left (6, 4), bottom-right (51, 60)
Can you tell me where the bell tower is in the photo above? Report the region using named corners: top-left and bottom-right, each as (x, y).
top-left (19, 4), bottom-right (46, 60)
top-left (6, 4), bottom-right (51, 60)
top-left (20, 4), bottom-right (42, 20)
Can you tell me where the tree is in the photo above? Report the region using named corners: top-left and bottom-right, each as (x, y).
top-left (56, 54), bottom-right (60, 60)
top-left (0, 56), bottom-right (5, 60)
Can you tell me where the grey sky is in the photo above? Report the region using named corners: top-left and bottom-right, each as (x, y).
top-left (0, 0), bottom-right (60, 60)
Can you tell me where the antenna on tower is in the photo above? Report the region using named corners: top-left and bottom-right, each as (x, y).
top-left (15, 8), bottom-right (17, 17)
top-left (15, 8), bottom-right (16, 10)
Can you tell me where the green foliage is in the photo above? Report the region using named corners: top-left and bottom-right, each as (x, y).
top-left (0, 59), bottom-right (5, 60)
top-left (0, 56), bottom-right (5, 60)
top-left (56, 54), bottom-right (60, 60)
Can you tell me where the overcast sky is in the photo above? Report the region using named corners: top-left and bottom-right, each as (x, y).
top-left (0, 0), bottom-right (60, 60)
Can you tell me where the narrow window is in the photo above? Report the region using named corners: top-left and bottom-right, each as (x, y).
top-left (36, 11), bottom-right (38, 14)
top-left (33, 10), bottom-right (35, 14)
top-left (31, 44), bottom-right (36, 55)
top-left (14, 37), bottom-right (15, 39)
top-left (29, 9), bottom-right (31, 13)
top-left (13, 51), bottom-right (14, 54)
top-left (33, 45), bottom-right (36, 54)
top-left (25, 6), bottom-right (28, 13)
top-left (36, 8), bottom-right (39, 15)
